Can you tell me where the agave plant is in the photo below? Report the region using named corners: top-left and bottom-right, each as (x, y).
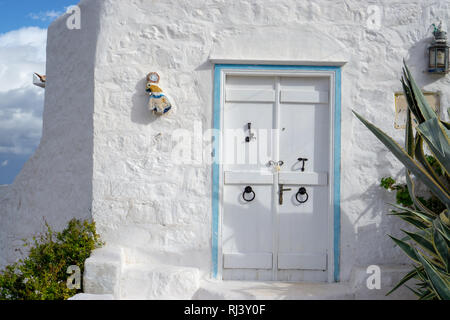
top-left (353, 61), bottom-right (450, 300)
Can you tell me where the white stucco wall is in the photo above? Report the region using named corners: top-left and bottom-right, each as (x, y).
top-left (91, 0), bottom-right (450, 285)
top-left (0, 0), bottom-right (102, 268)
top-left (1, 0), bottom-right (449, 299)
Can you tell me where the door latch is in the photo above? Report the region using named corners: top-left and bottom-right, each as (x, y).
top-left (297, 158), bottom-right (308, 172)
top-left (278, 184), bottom-right (292, 205)
top-left (245, 122), bottom-right (256, 142)
top-left (269, 160), bottom-right (284, 172)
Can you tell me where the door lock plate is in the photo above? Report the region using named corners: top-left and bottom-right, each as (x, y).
top-left (278, 184), bottom-right (292, 205)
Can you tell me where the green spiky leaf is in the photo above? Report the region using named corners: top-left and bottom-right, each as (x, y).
top-left (386, 268), bottom-right (419, 296)
top-left (432, 223), bottom-right (449, 272)
top-left (415, 249), bottom-right (450, 300)
top-left (405, 170), bottom-right (440, 217)
top-left (390, 203), bottom-right (435, 222)
top-left (403, 64), bottom-right (437, 122)
top-left (416, 118), bottom-right (450, 175)
top-left (388, 235), bottom-right (419, 262)
top-left (402, 230), bottom-right (439, 261)
top-left (414, 135), bottom-right (447, 191)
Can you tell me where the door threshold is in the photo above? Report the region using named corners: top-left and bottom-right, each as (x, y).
top-left (193, 279), bottom-right (354, 300)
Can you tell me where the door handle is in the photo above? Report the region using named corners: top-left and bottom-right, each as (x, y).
top-left (295, 187), bottom-right (309, 204)
top-left (278, 184), bottom-right (292, 205)
top-left (269, 160), bottom-right (284, 172)
top-left (245, 122), bottom-right (256, 142)
top-left (242, 186), bottom-right (256, 202)
top-left (297, 158), bottom-right (308, 172)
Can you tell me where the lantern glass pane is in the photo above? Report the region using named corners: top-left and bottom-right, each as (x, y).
top-left (429, 48), bottom-right (436, 68)
top-left (447, 48), bottom-right (449, 68)
top-left (437, 48), bottom-right (446, 67)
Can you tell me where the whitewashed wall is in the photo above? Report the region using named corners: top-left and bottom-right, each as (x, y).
top-left (1, 0), bottom-right (449, 299)
top-left (0, 0), bottom-right (102, 267)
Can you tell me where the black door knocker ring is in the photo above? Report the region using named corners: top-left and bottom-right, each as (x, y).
top-left (295, 187), bottom-right (309, 204)
top-left (242, 186), bottom-right (256, 202)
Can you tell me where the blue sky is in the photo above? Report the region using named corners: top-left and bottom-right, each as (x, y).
top-left (0, 1), bottom-right (76, 185)
top-left (0, 1), bottom-right (76, 33)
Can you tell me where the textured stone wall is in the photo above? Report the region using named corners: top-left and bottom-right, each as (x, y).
top-left (92, 0), bottom-right (450, 283)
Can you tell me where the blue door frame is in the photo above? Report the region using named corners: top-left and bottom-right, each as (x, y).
top-left (212, 64), bottom-right (342, 282)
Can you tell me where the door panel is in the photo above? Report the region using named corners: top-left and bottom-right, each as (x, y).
top-left (280, 89), bottom-right (328, 104)
top-left (277, 76), bottom-right (330, 281)
top-left (278, 172), bottom-right (327, 185)
top-left (278, 104), bottom-right (330, 173)
top-left (278, 253), bottom-right (327, 270)
top-left (223, 253), bottom-right (273, 269)
top-left (226, 88), bottom-right (276, 102)
top-left (277, 184), bottom-right (329, 280)
top-left (222, 184), bottom-right (273, 262)
top-left (224, 171), bottom-right (274, 185)
top-left (221, 74), bottom-right (331, 282)
top-left (223, 101), bottom-right (274, 171)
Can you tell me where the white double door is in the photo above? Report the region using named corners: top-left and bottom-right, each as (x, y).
top-left (221, 73), bottom-right (332, 282)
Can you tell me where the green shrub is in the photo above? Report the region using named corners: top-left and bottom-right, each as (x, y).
top-left (0, 219), bottom-right (103, 300)
top-left (380, 155), bottom-right (447, 212)
top-left (380, 163), bottom-right (446, 213)
top-left (380, 176), bottom-right (414, 208)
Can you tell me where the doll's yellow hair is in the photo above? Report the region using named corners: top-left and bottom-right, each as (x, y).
top-left (148, 84), bottom-right (163, 92)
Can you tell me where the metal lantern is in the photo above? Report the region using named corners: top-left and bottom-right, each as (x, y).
top-left (428, 22), bottom-right (449, 74)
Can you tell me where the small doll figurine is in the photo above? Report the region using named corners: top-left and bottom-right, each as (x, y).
top-left (146, 72), bottom-right (172, 115)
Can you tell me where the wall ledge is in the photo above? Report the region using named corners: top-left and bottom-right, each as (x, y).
top-left (209, 58), bottom-right (347, 66)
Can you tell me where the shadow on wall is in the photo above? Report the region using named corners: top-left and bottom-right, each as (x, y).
top-left (343, 176), bottom-right (411, 266)
top-left (345, 146), bottom-right (401, 225)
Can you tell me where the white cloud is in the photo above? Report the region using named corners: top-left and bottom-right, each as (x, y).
top-left (1, 160), bottom-right (8, 167)
top-left (0, 27), bottom-right (46, 155)
top-left (0, 27), bottom-right (47, 92)
top-left (28, 10), bottom-right (63, 22)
